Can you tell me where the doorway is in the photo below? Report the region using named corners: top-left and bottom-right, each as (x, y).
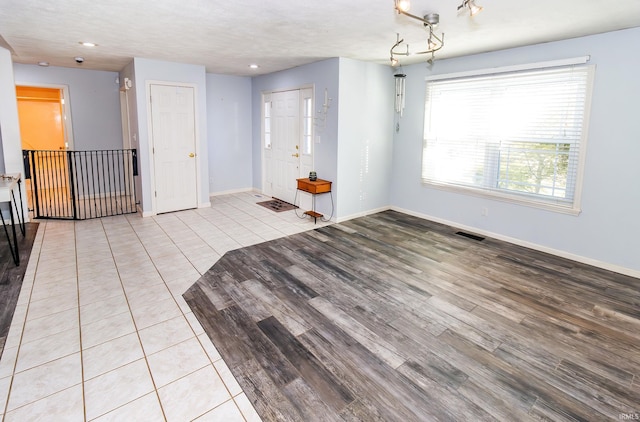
top-left (16, 85), bottom-right (73, 214)
top-left (149, 83), bottom-right (198, 214)
top-left (262, 87), bottom-right (314, 206)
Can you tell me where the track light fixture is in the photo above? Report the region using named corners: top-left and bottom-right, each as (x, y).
top-left (391, 0), bottom-right (444, 66)
top-left (390, 33), bottom-right (408, 67)
top-left (457, 0), bottom-right (483, 16)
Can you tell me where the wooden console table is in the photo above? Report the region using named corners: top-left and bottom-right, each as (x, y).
top-left (296, 178), bottom-right (332, 223)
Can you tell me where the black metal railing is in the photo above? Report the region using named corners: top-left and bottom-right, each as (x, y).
top-left (23, 149), bottom-right (138, 220)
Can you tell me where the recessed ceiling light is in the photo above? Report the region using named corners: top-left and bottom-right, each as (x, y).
top-left (38, 61), bottom-right (49, 67)
top-left (249, 64), bottom-right (259, 69)
top-left (80, 42), bottom-right (97, 47)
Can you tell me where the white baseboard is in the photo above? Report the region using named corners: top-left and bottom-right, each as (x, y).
top-left (391, 206), bottom-right (640, 279)
top-left (335, 206), bottom-right (392, 223)
top-left (137, 204), bottom-right (154, 218)
top-left (209, 187), bottom-right (254, 198)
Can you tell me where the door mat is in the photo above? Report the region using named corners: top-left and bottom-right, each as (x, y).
top-left (256, 198), bottom-right (297, 213)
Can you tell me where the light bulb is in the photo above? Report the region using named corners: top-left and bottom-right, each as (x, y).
top-left (469, 1), bottom-right (483, 16)
top-left (396, 0), bottom-right (411, 12)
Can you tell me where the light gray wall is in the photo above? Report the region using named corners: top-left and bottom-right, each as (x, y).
top-left (13, 64), bottom-right (123, 150)
top-left (119, 61), bottom-right (141, 206)
top-left (206, 73), bottom-right (252, 194)
top-left (336, 58), bottom-right (394, 220)
top-left (251, 58), bottom-right (395, 221)
top-left (0, 47), bottom-right (29, 221)
top-left (0, 48), bottom-right (21, 175)
top-left (0, 124), bottom-right (5, 174)
top-left (252, 58), bottom-right (340, 218)
top-left (0, 47), bottom-right (27, 219)
top-left (390, 27), bottom-right (640, 275)
top-left (127, 58), bottom-right (209, 215)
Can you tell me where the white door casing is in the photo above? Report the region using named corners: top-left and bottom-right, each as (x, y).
top-left (262, 87), bottom-right (314, 206)
top-left (298, 88), bottom-right (314, 211)
top-left (149, 84), bottom-right (198, 214)
top-left (15, 83), bottom-right (74, 150)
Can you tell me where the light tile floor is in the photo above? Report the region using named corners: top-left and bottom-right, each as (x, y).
top-left (0, 192), bottom-right (331, 421)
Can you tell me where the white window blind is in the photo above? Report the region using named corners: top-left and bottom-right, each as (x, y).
top-left (422, 62), bottom-right (594, 213)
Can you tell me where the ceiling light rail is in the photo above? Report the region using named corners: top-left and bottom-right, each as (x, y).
top-left (391, 0), bottom-right (445, 66)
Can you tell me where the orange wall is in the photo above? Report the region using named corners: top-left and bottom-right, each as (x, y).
top-left (16, 86), bottom-right (66, 151)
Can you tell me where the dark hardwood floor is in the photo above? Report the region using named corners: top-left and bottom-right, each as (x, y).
top-left (0, 222), bottom-right (38, 358)
top-left (184, 210), bottom-right (640, 421)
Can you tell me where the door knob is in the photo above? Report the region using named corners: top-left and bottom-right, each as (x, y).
top-left (292, 153), bottom-right (299, 158)
top-left (189, 153), bottom-right (195, 157)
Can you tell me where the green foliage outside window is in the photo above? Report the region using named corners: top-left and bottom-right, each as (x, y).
top-left (497, 142), bottom-right (570, 198)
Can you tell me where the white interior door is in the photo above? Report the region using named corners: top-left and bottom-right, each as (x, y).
top-left (270, 89), bottom-right (300, 204)
top-left (150, 84), bottom-right (198, 214)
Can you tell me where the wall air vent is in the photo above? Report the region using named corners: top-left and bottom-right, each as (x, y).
top-left (455, 231), bottom-right (485, 241)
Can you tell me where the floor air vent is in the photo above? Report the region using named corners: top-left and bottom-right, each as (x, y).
top-left (456, 231), bottom-right (485, 241)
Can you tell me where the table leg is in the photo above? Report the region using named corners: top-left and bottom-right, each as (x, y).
top-left (11, 182), bottom-right (25, 236)
top-left (1, 206), bottom-right (19, 266)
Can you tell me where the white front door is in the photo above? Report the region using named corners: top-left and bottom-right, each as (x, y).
top-left (150, 84), bottom-right (198, 214)
top-left (270, 89), bottom-right (300, 204)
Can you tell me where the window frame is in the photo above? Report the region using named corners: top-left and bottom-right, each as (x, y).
top-left (263, 98), bottom-right (272, 150)
top-left (302, 96), bottom-right (313, 156)
top-left (421, 57), bottom-right (594, 215)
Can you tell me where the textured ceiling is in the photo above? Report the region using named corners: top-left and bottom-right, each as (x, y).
top-left (1, 0), bottom-right (640, 76)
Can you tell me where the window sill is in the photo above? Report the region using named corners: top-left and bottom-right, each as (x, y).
top-left (421, 181), bottom-right (582, 216)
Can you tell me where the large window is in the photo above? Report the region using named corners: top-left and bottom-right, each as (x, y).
top-left (422, 60), bottom-right (594, 214)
